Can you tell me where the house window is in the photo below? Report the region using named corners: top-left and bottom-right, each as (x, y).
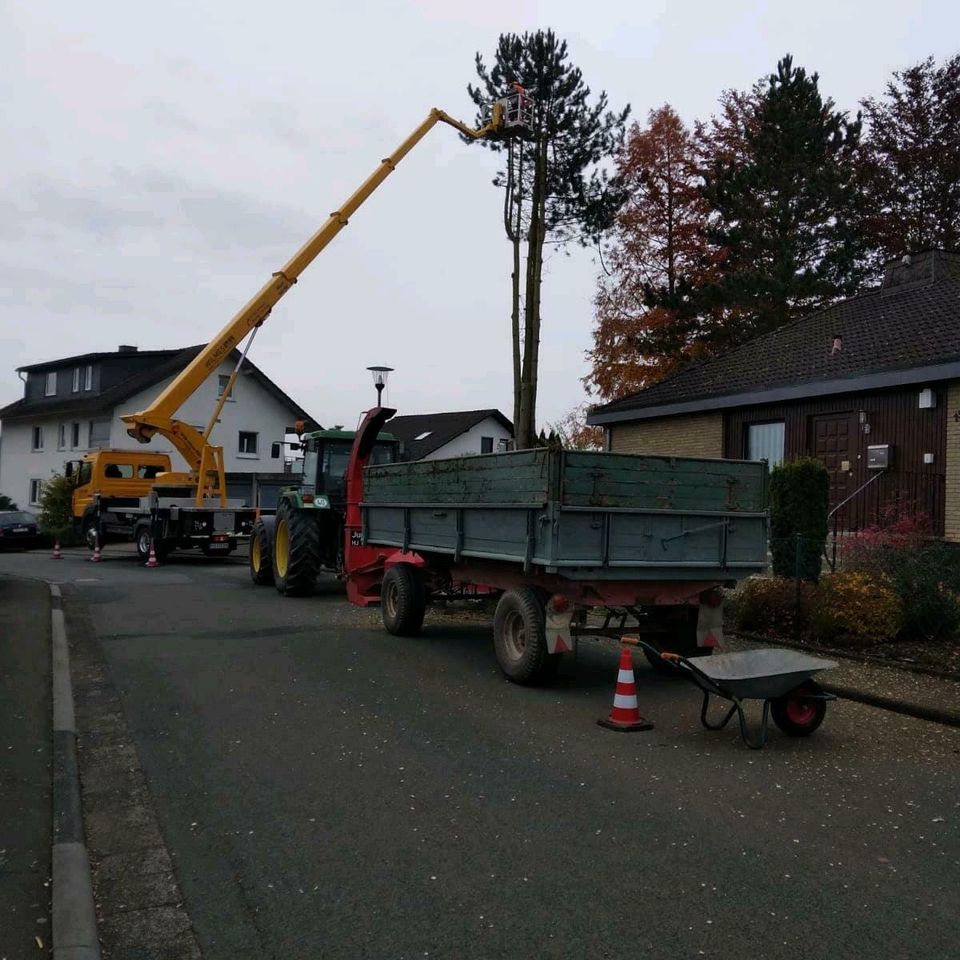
top-left (747, 422), bottom-right (785, 469)
top-left (480, 436), bottom-right (494, 454)
top-left (58, 424), bottom-right (67, 450)
top-left (71, 422), bottom-right (82, 449)
top-left (217, 375), bottom-right (235, 400)
top-left (44, 371), bottom-right (57, 396)
top-left (89, 420), bottom-right (111, 447)
top-left (29, 479), bottom-right (44, 505)
top-left (32, 426), bottom-right (43, 451)
top-left (238, 431), bottom-right (259, 456)
top-left (72, 367), bottom-right (81, 392)
top-left (84, 365), bottom-right (93, 391)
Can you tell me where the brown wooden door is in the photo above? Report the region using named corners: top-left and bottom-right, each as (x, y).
top-left (812, 414), bottom-right (854, 521)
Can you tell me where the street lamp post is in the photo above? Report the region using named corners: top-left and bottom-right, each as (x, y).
top-left (366, 366), bottom-right (394, 406)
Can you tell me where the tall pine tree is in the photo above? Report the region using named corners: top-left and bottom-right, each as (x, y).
top-left (701, 55), bottom-right (865, 342)
top-left (859, 54), bottom-right (960, 266)
top-left (466, 31), bottom-right (628, 447)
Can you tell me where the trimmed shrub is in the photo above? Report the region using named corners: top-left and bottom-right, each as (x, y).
top-left (38, 473), bottom-right (76, 541)
top-left (769, 458), bottom-right (829, 582)
top-left (0, 494), bottom-right (18, 510)
top-left (809, 570), bottom-right (902, 648)
top-left (844, 509), bottom-right (960, 641)
top-left (730, 576), bottom-right (814, 637)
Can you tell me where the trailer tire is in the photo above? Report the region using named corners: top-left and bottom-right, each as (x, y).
top-left (249, 518), bottom-right (275, 586)
top-left (771, 681), bottom-right (827, 737)
top-left (493, 587), bottom-right (559, 685)
top-left (272, 501), bottom-right (320, 597)
top-left (381, 563), bottom-right (427, 636)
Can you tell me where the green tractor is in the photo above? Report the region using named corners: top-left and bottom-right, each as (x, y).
top-left (249, 428), bottom-right (399, 595)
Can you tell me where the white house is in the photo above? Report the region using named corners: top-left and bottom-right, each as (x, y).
top-left (0, 344), bottom-right (316, 512)
top-left (386, 409), bottom-right (514, 461)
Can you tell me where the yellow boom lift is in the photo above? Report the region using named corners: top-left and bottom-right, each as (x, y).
top-left (120, 95), bottom-right (532, 508)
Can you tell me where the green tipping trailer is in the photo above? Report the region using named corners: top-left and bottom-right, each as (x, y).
top-left (361, 448), bottom-right (768, 579)
top-left (354, 445), bottom-right (769, 684)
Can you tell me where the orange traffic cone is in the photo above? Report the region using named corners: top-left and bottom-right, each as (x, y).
top-left (52, 539), bottom-right (62, 560)
top-left (89, 534), bottom-right (102, 563)
top-left (145, 542), bottom-right (159, 568)
top-left (597, 647), bottom-right (654, 732)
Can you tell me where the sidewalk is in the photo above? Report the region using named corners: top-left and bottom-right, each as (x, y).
top-left (0, 575), bottom-right (52, 957)
top-left (727, 632), bottom-right (960, 727)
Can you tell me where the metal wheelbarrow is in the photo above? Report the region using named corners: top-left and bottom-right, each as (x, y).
top-left (631, 640), bottom-right (837, 749)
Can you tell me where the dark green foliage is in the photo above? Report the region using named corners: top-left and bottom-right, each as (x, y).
top-left (38, 473), bottom-right (74, 538)
top-left (859, 54), bottom-right (960, 269)
top-left (700, 55), bottom-right (866, 343)
top-left (848, 539), bottom-right (960, 641)
top-left (0, 494), bottom-right (17, 510)
top-left (769, 458), bottom-right (829, 581)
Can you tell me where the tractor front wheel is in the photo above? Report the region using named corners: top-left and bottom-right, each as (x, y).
top-left (249, 518), bottom-right (275, 586)
top-left (272, 502), bottom-right (320, 596)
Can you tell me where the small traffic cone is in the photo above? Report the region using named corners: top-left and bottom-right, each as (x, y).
top-left (89, 534), bottom-right (102, 563)
top-left (597, 647), bottom-right (654, 732)
top-left (52, 539), bottom-right (62, 560)
top-left (145, 542), bottom-right (158, 568)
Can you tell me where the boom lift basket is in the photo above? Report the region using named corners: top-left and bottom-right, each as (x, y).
top-left (488, 91), bottom-right (535, 139)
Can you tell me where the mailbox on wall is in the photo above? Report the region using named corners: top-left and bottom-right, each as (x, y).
top-left (867, 444), bottom-right (893, 470)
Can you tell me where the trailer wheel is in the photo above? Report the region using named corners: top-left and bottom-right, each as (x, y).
top-left (493, 587), bottom-right (559, 685)
top-left (771, 681), bottom-right (827, 737)
top-left (249, 518), bottom-right (275, 586)
top-left (381, 563), bottom-right (427, 636)
top-left (272, 502), bottom-right (320, 596)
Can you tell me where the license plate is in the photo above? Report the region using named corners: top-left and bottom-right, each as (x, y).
top-left (13, 527), bottom-right (29, 533)
top-left (206, 541), bottom-right (229, 550)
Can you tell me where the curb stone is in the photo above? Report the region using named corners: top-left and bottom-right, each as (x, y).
top-left (50, 582), bottom-right (102, 960)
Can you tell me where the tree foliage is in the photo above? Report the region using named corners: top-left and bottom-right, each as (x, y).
top-left (0, 494), bottom-right (17, 510)
top-left (38, 473), bottom-right (74, 537)
top-left (859, 54), bottom-right (960, 265)
top-left (701, 55), bottom-right (866, 342)
top-left (588, 106), bottom-right (720, 400)
top-left (769, 458), bottom-right (829, 582)
top-left (467, 30), bottom-right (628, 446)
top-left (547, 403), bottom-right (604, 450)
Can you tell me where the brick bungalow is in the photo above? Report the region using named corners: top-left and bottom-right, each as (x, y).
top-left (587, 250), bottom-right (960, 541)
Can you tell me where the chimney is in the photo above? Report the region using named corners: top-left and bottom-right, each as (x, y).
top-left (117, 344), bottom-right (138, 353)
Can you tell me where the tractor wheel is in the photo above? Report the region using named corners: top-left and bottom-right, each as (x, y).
top-left (249, 518), bottom-right (275, 586)
top-left (381, 563), bottom-right (427, 636)
top-left (272, 501), bottom-right (320, 597)
top-left (771, 681), bottom-right (827, 737)
top-left (492, 587), bottom-right (560, 685)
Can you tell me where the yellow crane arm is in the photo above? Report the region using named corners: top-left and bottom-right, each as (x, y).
top-left (119, 103), bottom-right (513, 501)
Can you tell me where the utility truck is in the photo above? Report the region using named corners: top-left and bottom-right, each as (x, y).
top-left (70, 94), bottom-right (532, 556)
top-left (66, 449), bottom-right (257, 560)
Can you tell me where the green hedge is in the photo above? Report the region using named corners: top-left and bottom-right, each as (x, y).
top-left (769, 458), bottom-right (829, 582)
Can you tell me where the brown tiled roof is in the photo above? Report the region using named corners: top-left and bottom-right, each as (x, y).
top-left (589, 250), bottom-right (960, 422)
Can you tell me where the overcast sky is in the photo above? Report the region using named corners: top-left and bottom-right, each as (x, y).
top-left (2, 1), bottom-right (957, 433)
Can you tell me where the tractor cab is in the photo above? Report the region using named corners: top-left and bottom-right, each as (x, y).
top-left (300, 429), bottom-right (399, 508)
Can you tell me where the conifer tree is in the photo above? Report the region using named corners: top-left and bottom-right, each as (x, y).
top-left (701, 55), bottom-right (865, 341)
top-left (466, 31), bottom-right (628, 447)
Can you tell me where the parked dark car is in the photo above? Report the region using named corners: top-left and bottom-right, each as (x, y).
top-left (0, 510), bottom-right (40, 549)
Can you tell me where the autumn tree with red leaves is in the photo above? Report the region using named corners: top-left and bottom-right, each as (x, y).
top-left (586, 106), bottom-right (719, 401)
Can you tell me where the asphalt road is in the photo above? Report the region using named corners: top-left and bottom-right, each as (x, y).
top-left (4, 546), bottom-right (960, 959)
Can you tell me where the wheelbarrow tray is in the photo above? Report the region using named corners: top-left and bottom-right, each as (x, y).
top-left (690, 649), bottom-right (837, 700)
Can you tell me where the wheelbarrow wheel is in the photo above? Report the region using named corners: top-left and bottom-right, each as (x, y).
top-left (771, 680), bottom-right (827, 737)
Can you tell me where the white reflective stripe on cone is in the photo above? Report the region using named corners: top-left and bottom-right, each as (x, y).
top-left (617, 670), bottom-right (635, 684)
top-left (613, 694), bottom-right (638, 709)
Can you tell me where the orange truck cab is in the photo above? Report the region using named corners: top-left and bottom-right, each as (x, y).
top-left (68, 450), bottom-right (172, 528)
